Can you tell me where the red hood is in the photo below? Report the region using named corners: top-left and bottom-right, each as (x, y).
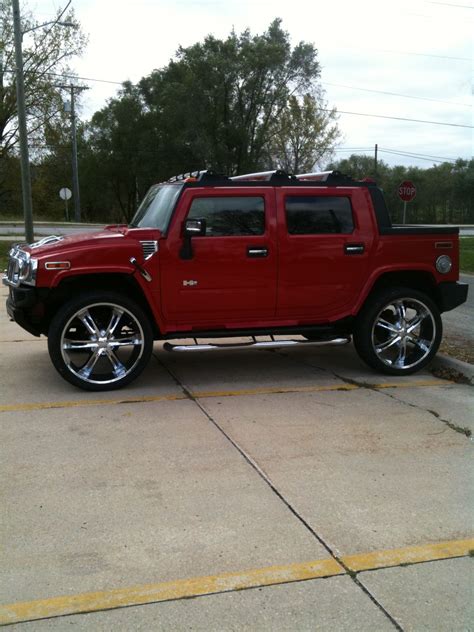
top-left (26, 227), bottom-right (159, 257)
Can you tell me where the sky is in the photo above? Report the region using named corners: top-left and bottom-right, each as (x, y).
top-left (31, 0), bottom-right (474, 169)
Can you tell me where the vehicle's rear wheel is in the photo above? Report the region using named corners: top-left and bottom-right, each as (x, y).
top-left (48, 291), bottom-right (153, 391)
top-left (353, 287), bottom-right (442, 375)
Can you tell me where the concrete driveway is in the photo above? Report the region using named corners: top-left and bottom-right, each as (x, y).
top-left (0, 285), bottom-right (473, 630)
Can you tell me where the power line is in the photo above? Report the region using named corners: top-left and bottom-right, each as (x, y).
top-left (427, 1), bottom-right (474, 8)
top-left (380, 147), bottom-right (460, 161)
top-left (2, 68), bottom-right (123, 85)
top-left (378, 149), bottom-right (455, 163)
top-left (322, 82), bottom-right (471, 108)
top-left (4, 69), bottom-right (472, 129)
top-left (328, 108), bottom-right (473, 129)
top-left (379, 49), bottom-right (471, 62)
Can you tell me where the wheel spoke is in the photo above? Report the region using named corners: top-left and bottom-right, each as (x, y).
top-left (78, 309), bottom-right (100, 337)
top-left (393, 338), bottom-right (408, 368)
top-left (63, 339), bottom-right (99, 351)
top-left (108, 337), bottom-right (141, 349)
top-left (394, 301), bottom-right (406, 325)
top-left (105, 349), bottom-right (127, 378)
top-left (408, 336), bottom-right (430, 354)
top-left (78, 349), bottom-right (102, 379)
top-left (406, 311), bottom-right (427, 334)
top-left (106, 308), bottom-right (124, 337)
top-left (376, 318), bottom-right (399, 334)
top-left (375, 334), bottom-right (401, 353)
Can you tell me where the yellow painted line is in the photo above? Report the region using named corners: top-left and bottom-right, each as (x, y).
top-left (193, 383), bottom-right (359, 399)
top-left (1, 538), bottom-right (473, 626)
top-left (0, 339), bottom-right (44, 343)
top-left (342, 538), bottom-right (474, 572)
top-left (0, 378), bottom-right (452, 414)
top-left (372, 379), bottom-right (452, 389)
top-left (0, 558), bottom-right (343, 626)
top-left (0, 393), bottom-right (187, 413)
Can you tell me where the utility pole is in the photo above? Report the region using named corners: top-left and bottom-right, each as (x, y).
top-left (11, 3), bottom-right (76, 242)
top-left (60, 84), bottom-right (88, 222)
top-left (11, 0), bottom-right (34, 243)
top-left (374, 143), bottom-right (378, 179)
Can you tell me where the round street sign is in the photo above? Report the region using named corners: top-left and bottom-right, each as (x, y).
top-left (398, 180), bottom-right (416, 202)
top-left (59, 187), bottom-right (72, 201)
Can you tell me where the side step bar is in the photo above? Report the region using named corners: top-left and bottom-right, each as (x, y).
top-left (163, 337), bottom-right (351, 353)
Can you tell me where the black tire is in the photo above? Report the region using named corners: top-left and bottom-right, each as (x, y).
top-left (48, 291), bottom-right (153, 391)
top-left (353, 287), bottom-right (442, 375)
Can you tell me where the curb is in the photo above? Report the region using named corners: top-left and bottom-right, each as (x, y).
top-left (431, 353), bottom-right (474, 385)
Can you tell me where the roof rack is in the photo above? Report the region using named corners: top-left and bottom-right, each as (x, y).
top-left (230, 169), bottom-right (296, 183)
top-left (296, 170), bottom-right (353, 183)
top-left (167, 169), bottom-right (229, 183)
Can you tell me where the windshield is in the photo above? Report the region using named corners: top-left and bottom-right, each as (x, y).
top-left (130, 184), bottom-right (183, 231)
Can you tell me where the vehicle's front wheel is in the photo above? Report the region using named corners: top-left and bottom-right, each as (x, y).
top-left (48, 291), bottom-right (153, 391)
top-left (353, 287), bottom-right (442, 375)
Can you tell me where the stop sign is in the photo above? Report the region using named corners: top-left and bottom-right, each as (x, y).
top-left (398, 180), bottom-right (416, 202)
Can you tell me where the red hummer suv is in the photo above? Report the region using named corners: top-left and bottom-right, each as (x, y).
top-left (3, 170), bottom-right (468, 391)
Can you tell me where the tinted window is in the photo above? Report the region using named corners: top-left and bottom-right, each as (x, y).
top-left (286, 196), bottom-right (354, 234)
top-left (187, 197), bottom-right (264, 236)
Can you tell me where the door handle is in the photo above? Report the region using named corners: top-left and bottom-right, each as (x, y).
top-left (344, 243), bottom-right (365, 255)
top-left (247, 247), bottom-right (268, 258)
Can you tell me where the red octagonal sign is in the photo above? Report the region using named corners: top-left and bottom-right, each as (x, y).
top-left (398, 180), bottom-right (416, 202)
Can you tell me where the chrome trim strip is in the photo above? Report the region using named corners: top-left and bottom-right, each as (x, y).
top-left (163, 338), bottom-right (351, 353)
top-left (30, 235), bottom-right (63, 249)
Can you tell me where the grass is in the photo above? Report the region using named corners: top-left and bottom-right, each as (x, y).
top-left (0, 241), bottom-right (15, 271)
top-left (459, 237), bottom-right (474, 274)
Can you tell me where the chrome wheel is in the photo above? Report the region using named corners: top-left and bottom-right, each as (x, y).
top-left (371, 297), bottom-right (437, 370)
top-left (60, 302), bottom-right (146, 386)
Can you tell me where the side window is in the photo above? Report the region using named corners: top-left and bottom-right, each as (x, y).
top-left (187, 196), bottom-right (265, 236)
top-left (286, 196), bottom-right (354, 235)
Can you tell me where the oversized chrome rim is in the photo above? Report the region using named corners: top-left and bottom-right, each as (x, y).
top-left (60, 302), bottom-right (145, 385)
top-left (371, 297), bottom-right (437, 370)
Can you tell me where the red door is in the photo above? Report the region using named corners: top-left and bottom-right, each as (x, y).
top-left (276, 188), bottom-right (373, 321)
top-left (159, 188), bottom-right (278, 329)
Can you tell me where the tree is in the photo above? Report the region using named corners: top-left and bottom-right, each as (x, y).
top-left (82, 82), bottom-right (160, 222)
top-left (328, 154), bottom-right (474, 224)
top-left (139, 19), bottom-right (334, 175)
top-left (0, 0), bottom-right (86, 213)
top-left (266, 93), bottom-right (340, 173)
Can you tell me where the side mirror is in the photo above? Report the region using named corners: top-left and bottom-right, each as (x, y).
top-left (184, 218), bottom-right (206, 237)
top-left (180, 218), bottom-right (206, 259)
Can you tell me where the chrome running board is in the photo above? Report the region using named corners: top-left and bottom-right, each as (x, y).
top-left (163, 337), bottom-right (351, 353)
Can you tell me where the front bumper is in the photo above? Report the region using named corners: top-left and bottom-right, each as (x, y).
top-left (5, 286), bottom-right (43, 336)
top-left (438, 281), bottom-right (468, 312)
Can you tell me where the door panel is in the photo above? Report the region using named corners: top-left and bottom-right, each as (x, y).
top-left (160, 188), bottom-right (278, 326)
top-left (276, 188), bottom-right (373, 321)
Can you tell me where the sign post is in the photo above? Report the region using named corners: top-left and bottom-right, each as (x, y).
top-left (398, 180), bottom-right (416, 224)
top-left (59, 187), bottom-right (72, 221)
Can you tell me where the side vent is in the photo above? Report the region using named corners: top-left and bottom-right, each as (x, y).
top-left (140, 240), bottom-right (158, 260)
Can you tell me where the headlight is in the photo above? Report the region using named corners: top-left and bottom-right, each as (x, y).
top-left (2, 247), bottom-right (38, 288)
top-left (436, 255), bottom-right (452, 274)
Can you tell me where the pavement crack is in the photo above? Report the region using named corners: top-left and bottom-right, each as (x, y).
top-left (153, 350), bottom-right (404, 631)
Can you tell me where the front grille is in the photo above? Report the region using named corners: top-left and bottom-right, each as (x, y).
top-left (140, 240), bottom-right (158, 260)
top-left (3, 247), bottom-right (24, 288)
top-left (2, 246), bottom-right (37, 288)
